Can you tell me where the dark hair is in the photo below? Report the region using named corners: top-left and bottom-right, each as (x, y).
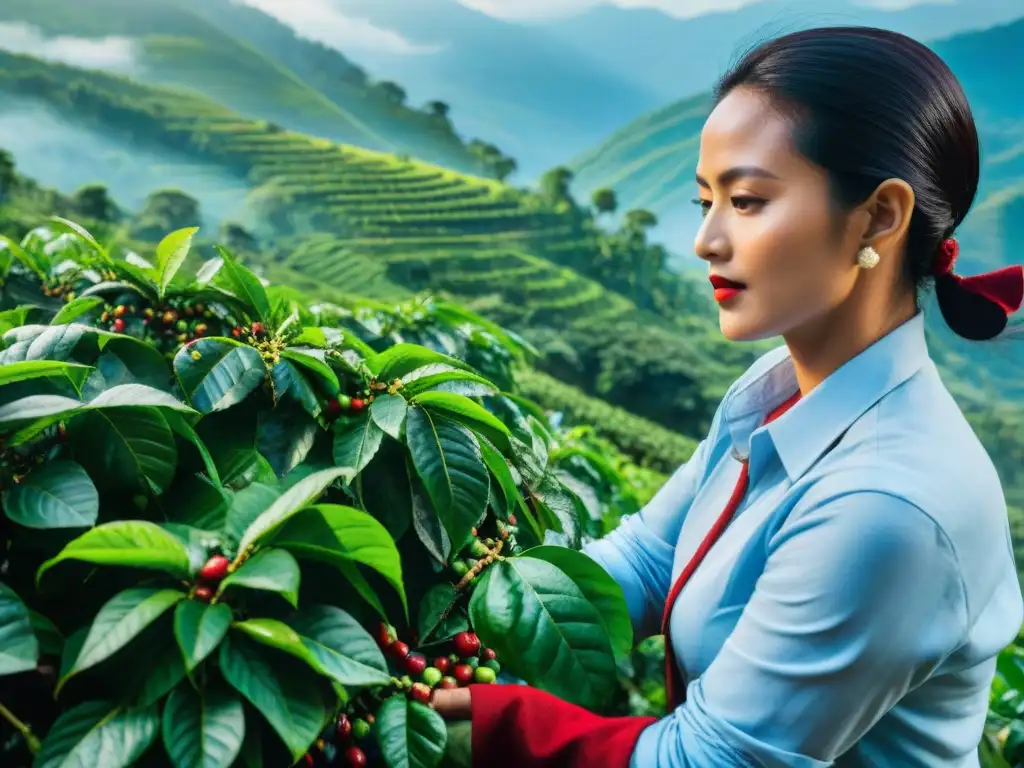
top-left (715, 26), bottom-right (1005, 341)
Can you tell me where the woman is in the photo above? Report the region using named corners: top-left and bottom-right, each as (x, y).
top-left (433, 25), bottom-right (1024, 767)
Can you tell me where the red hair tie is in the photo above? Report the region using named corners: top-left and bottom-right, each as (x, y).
top-left (935, 237), bottom-right (1024, 316)
top-left (933, 237), bottom-right (959, 276)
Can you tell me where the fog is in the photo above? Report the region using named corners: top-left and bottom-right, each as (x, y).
top-left (0, 97), bottom-right (258, 229)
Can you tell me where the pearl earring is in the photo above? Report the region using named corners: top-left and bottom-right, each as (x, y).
top-left (857, 246), bottom-right (880, 269)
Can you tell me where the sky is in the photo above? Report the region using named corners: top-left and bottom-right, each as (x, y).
top-left (235, 0), bottom-right (950, 57)
top-left (455, 0), bottom-right (945, 20)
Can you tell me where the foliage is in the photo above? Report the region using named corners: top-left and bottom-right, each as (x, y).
top-left (0, 219), bottom-right (647, 767)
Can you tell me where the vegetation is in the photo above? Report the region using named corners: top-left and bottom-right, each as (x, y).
top-left (0, 0), bottom-right (485, 173)
top-left (0, 217), bottom-right (671, 767)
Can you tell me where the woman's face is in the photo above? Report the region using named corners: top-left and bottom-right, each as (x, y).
top-left (693, 86), bottom-right (866, 342)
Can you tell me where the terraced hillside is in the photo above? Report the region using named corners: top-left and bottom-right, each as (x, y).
top-left (0, 0), bottom-right (477, 172)
top-left (0, 47), bottom-right (761, 438)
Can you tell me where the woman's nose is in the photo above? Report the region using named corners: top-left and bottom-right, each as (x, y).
top-left (694, 215), bottom-right (729, 264)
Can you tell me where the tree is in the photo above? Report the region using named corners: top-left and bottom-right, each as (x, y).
top-left (591, 187), bottom-right (617, 216)
top-left (376, 80), bottom-right (407, 106)
top-left (467, 140), bottom-right (518, 182)
top-left (0, 149), bottom-right (15, 201)
top-left (539, 166), bottom-right (575, 206)
top-left (131, 188), bottom-right (201, 240)
top-left (624, 208), bottom-right (658, 231)
top-left (71, 183), bottom-right (119, 222)
top-left (221, 221), bottom-right (259, 253)
top-left (426, 100), bottom-right (450, 119)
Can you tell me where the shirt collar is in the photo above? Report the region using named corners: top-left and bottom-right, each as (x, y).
top-left (722, 312), bottom-right (931, 481)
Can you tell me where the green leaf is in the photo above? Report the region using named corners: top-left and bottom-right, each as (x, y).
top-left (52, 297), bottom-right (104, 325)
top-left (37, 520), bottom-right (192, 585)
top-left (0, 233), bottom-right (45, 279)
top-left (0, 583), bottom-right (38, 675)
top-left (215, 246), bottom-right (271, 322)
top-left (273, 504), bottom-right (407, 615)
top-left (257, 405), bottom-right (318, 478)
top-left (166, 411), bottom-right (222, 486)
top-left (50, 216), bottom-right (110, 261)
top-left (2, 460), bottom-right (99, 529)
top-left (518, 547), bottom-right (632, 658)
top-left (218, 548), bottom-right (300, 607)
top-left (174, 338), bottom-right (266, 414)
top-left (29, 609), bottom-right (64, 658)
top-left (174, 600), bottom-right (233, 673)
top-left (290, 605), bottom-right (392, 687)
top-left (406, 407), bottom-right (489, 549)
top-left (333, 413), bottom-right (384, 477)
top-left (218, 634), bottom-right (329, 763)
top-left (370, 394), bottom-right (408, 440)
top-left (411, 391), bottom-right (511, 453)
top-left (400, 371), bottom-right (498, 400)
top-left (232, 618), bottom-right (322, 672)
top-left (417, 584), bottom-right (468, 645)
top-left (236, 466), bottom-right (352, 552)
top-left (162, 681), bottom-right (245, 768)
top-left (70, 406), bottom-right (179, 494)
top-left (156, 227), bottom-right (200, 298)
top-left (469, 557), bottom-right (617, 709)
top-left (280, 347), bottom-right (339, 395)
top-left (0, 359), bottom-right (91, 390)
top-left (269, 359), bottom-right (321, 419)
top-left (34, 700), bottom-right (159, 768)
top-left (478, 439), bottom-right (534, 530)
top-left (0, 323), bottom-right (84, 365)
top-left (365, 344), bottom-right (476, 382)
top-left (411, 483), bottom-right (450, 567)
top-left (223, 481), bottom-right (280, 549)
top-left (0, 382), bottom-right (194, 447)
top-left (375, 695), bottom-right (447, 768)
top-left (129, 632), bottom-right (188, 708)
top-left (534, 475), bottom-right (582, 548)
top-left (59, 587), bottom-right (185, 692)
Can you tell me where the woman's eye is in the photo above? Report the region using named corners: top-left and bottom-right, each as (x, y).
top-left (732, 196), bottom-right (766, 212)
top-left (692, 198), bottom-right (712, 218)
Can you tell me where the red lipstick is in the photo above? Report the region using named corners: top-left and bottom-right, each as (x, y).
top-left (709, 275), bottom-right (746, 303)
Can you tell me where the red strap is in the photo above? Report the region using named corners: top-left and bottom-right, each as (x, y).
top-left (661, 391), bottom-right (800, 709)
top-left (470, 684), bottom-right (656, 768)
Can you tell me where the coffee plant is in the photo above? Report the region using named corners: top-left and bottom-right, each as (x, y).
top-left (0, 219), bottom-right (636, 767)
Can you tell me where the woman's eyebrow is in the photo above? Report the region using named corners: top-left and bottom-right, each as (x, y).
top-left (695, 166), bottom-right (781, 188)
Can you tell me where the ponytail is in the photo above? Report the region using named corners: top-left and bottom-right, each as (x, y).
top-left (931, 237), bottom-right (1024, 341)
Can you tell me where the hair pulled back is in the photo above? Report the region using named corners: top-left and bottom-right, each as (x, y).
top-left (716, 26), bottom-right (1023, 341)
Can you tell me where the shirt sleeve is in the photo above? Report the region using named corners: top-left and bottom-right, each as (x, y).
top-left (631, 490), bottom-right (969, 767)
top-left (583, 434), bottom-right (712, 637)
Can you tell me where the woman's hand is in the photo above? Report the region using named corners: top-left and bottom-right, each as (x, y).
top-left (432, 687), bottom-right (472, 719)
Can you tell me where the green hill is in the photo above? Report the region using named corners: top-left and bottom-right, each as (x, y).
top-left (0, 0), bottom-right (480, 173)
top-left (0, 47), bottom-right (765, 442)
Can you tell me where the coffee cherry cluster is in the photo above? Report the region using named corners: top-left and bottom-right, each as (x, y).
top-left (449, 519), bottom-right (519, 585)
top-left (379, 625), bottom-right (500, 692)
top-left (191, 554), bottom-right (230, 602)
top-left (325, 392), bottom-right (369, 420)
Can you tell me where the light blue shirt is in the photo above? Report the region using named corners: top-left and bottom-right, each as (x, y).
top-left (585, 312), bottom-right (1023, 767)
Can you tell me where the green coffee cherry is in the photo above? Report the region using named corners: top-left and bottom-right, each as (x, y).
top-left (422, 667), bottom-right (443, 687)
top-left (474, 666), bottom-right (496, 684)
top-left (352, 718), bottom-right (371, 740)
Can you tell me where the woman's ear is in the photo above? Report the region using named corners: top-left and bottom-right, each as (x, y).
top-left (860, 178), bottom-right (915, 250)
